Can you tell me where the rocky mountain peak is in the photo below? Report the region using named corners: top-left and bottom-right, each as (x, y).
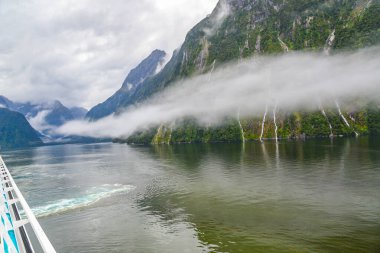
top-left (86, 49), bottom-right (167, 120)
top-left (121, 49), bottom-right (166, 90)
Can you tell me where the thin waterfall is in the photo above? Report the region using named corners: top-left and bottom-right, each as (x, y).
top-left (273, 104), bottom-right (278, 142)
top-left (324, 29), bottom-right (336, 55)
top-left (260, 105), bottom-right (268, 142)
top-left (319, 104), bottom-right (333, 137)
top-left (154, 125), bottom-right (163, 143)
top-left (208, 60), bottom-right (216, 81)
top-left (278, 37), bottom-right (289, 52)
top-left (237, 110), bottom-right (245, 142)
top-left (335, 101), bottom-right (359, 136)
top-left (167, 126), bottom-right (173, 144)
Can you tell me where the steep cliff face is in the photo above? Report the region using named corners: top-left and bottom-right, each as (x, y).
top-left (118, 0), bottom-right (380, 144)
top-left (0, 108), bottom-right (43, 149)
top-left (86, 49), bottom-right (166, 120)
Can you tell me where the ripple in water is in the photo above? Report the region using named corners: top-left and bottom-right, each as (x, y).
top-left (30, 184), bottom-right (135, 218)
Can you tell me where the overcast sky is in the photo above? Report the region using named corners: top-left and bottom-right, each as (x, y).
top-left (0, 0), bottom-right (218, 109)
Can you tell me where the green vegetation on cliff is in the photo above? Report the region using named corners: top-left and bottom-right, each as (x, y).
top-left (367, 103), bottom-right (380, 135)
top-left (120, 0), bottom-right (380, 144)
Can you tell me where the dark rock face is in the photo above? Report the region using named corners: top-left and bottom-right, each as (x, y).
top-left (0, 108), bottom-right (43, 149)
top-left (121, 49), bottom-right (167, 89)
top-left (86, 49), bottom-right (166, 120)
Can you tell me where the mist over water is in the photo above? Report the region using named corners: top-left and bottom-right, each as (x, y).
top-left (58, 47), bottom-right (380, 138)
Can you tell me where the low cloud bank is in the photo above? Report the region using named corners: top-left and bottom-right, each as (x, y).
top-left (57, 47), bottom-right (380, 138)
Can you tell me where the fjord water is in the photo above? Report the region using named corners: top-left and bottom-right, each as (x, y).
top-left (2, 138), bottom-right (380, 253)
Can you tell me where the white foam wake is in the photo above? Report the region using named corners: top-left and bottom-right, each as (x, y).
top-left (30, 184), bottom-right (135, 218)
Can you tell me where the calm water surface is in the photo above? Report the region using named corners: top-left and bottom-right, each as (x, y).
top-left (2, 137), bottom-right (380, 252)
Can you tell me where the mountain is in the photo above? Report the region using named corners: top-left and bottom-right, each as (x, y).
top-left (0, 96), bottom-right (16, 109)
top-left (70, 107), bottom-right (88, 119)
top-left (41, 100), bottom-right (75, 126)
top-left (0, 95), bottom-right (90, 144)
top-left (0, 108), bottom-right (43, 149)
top-left (121, 0), bottom-right (380, 144)
top-left (106, 0), bottom-right (380, 144)
top-left (86, 49), bottom-right (167, 120)
top-left (17, 100), bottom-right (87, 126)
top-left (124, 0), bottom-right (380, 107)
top-left (0, 96), bottom-right (87, 130)
top-left (0, 96), bottom-right (107, 146)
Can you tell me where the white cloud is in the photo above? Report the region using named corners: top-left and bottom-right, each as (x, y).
top-left (27, 110), bottom-right (52, 133)
top-left (0, 0), bottom-right (218, 108)
top-left (56, 47), bottom-right (380, 138)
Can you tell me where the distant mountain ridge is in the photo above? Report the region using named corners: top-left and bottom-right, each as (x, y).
top-left (0, 96), bottom-right (108, 147)
top-left (86, 49), bottom-right (166, 120)
top-left (0, 95), bottom-right (87, 127)
top-left (0, 95), bottom-right (89, 145)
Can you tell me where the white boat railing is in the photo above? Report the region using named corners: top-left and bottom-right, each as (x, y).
top-left (0, 155), bottom-right (56, 253)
